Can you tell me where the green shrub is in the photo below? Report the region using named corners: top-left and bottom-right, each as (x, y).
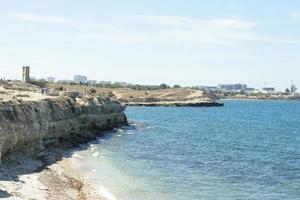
top-left (55, 86), bottom-right (64, 91)
top-left (108, 91), bottom-right (114, 98)
top-left (30, 80), bottom-right (47, 88)
top-left (90, 88), bottom-right (97, 94)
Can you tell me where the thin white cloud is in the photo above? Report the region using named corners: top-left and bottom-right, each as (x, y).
top-left (13, 13), bottom-right (74, 24)
top-left (77, 15), bottom-right (258, 44)
top-left (116, 15), bottom-right (256, 30)
top-left (78, 31), bottom-right (154, 43)
top-left (9, 13), bottom-right (300, 45)
top-left (104, 15), bottom-right (300, 44)
top-left (10, 12), bottom-right (111, 31)
top-left (289, 11), bottom-right (300, 19)
top-left (226, 32), bottom-right (300, 45)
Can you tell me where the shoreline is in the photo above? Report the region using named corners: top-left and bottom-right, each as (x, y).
top-left (0, 145), bottom-right (106, 200)
top-left (221, 98), bottom-right (300, 101)
top-left (0, 82), bottom-right (128, 199)
top-left (126, 100), bottom-right (224, 107)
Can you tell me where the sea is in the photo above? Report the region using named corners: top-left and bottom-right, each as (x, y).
top-left (70, 100), bottom-right (300, 200)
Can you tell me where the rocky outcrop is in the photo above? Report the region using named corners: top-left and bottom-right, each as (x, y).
top-left (0, 96), bottom-right (127, 161)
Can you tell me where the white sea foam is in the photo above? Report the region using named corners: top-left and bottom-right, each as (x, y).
top-left (99, 186), bottom-right (118, 200)
top-left (92, 152), bottom-right (100, 157)
top-left (72, 153), bottom-right (84, 158)
top-left (90, 146), bottom-right (98, 151)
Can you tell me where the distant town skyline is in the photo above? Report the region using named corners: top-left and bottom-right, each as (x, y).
top-left (1, 0), bottom-right (300, 90)
top-left (1, 66), bottom-right (298, 91)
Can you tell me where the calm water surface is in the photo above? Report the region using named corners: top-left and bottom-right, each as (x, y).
top-left (72, 100), bottom-right (300, 200)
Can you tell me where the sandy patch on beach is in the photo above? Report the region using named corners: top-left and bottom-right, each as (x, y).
top-left (0, 150), bottom-right (105, 200)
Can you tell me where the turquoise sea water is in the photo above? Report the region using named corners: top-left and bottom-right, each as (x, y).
top-left (72, 100), bottom-right (300, 200)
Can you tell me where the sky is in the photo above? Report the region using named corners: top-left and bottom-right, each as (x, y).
top-left (0, 0), bottom-right (300, 90)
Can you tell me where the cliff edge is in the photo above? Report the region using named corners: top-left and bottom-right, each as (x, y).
top-left (0, 95), bottom-right (127, 161)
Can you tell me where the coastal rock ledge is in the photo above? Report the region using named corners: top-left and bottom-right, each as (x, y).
top-left (0, 96), bottom-right (127, 161)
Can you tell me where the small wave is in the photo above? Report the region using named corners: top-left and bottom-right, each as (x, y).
top-left (129, 122), bottom-right (137, 126)
top-left (99, 186), bottom-right (118, 200)
top-left (124, 121), bottom-right (152, 132)
top-left (90, 146), bottom-right (98, 151)
top-left (72, 153), bottom-right (84, 159)
top-left (92, 152), bottom-right (100, 157)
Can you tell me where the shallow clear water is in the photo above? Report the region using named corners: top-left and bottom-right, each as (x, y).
top-left (72, 100), bottom-right (300, 200)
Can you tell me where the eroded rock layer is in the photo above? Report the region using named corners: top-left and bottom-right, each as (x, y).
top-left (0, 96), bottom-right (127, 160)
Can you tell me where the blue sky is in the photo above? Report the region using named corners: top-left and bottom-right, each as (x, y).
top-left (0, 0), bottom-right (300, 90)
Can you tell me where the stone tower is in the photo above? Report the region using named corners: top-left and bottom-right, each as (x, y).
top-left (22, 66), bottom-right (30, 83)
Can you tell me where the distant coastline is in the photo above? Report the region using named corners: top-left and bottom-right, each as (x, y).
top-left (220, 96), bottom-right (300, 101)
top-left (126, 100), bottom-right (224, 107)
top-left (47, 83), bottom-right (224, 107)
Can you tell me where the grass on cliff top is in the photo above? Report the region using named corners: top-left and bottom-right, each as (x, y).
top-left (47, 83), bottom-right (204, 102)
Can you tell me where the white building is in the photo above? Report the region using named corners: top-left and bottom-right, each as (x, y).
top-left (244, 88), bottom-right (259, 95)
top-left (74, 75), bottom-right (87, 84)
top-left (261, 87), bottom-right (276, 94)
top-left (218, 83), bottom-right (247, 92)
top-left (199, 86), bottom-right (220, 92)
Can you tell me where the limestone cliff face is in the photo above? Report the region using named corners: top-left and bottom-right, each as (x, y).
top-left (0, 97), bottom-right (127, 160)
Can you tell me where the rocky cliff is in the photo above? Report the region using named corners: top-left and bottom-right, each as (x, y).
top-left (0, 96), bottom-right (127, 161)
